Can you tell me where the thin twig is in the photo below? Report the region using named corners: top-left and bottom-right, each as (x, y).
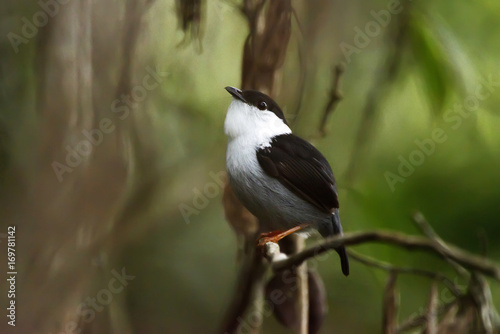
top-left (397, 301), bottom-right (457, 333)
top-left (382, 271), bottom-right (399, 334)
top-left (424, 281), bottom-right (438, 334)
top-left (412, 211), bottom-right (470, 279)
top-left (468, 273), bottom-right (500, 333)
top-left (293, 235), bottom-right (309, 334)
top-left (271, 230), bottom-right (500, 280)
top-left (318, 64), bottom-right (344, 137)
top-left (348, 251), bottom-right (462, 297)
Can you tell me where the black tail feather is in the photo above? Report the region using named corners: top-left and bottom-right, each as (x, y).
top-left (336, 246), bottom-right (349, 276)
top-left (332, 209), bottom-right (349, 276)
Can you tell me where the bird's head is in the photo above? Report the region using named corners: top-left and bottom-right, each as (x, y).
top-left (224, 87), bottom-right (291, 143)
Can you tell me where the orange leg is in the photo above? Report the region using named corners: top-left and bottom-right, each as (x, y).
top-left (257, 223), bottom-right (310, 247)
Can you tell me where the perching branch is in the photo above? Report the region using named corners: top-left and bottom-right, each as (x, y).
top-left (271, 230), bottom-right (500, 280)
top-left (252, 219), bottom-right (500, 334)
top-left (230, 226), bottom-right (500, 333)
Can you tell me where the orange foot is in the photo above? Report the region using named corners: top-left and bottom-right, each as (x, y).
top-left (257, 224), bottom-right (310, 247)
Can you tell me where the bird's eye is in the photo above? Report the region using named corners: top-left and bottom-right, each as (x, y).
top-left (257, 101), bottom-right (267, 110)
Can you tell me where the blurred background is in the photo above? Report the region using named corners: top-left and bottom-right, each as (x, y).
top-left (0, 0), bottom-right (499, 333)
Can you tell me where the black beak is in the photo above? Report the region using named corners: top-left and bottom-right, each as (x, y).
top-left (225, 86), bottom-right (246, 103)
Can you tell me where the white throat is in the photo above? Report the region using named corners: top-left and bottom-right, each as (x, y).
top-left (224, 100), bottom-right (291, 148)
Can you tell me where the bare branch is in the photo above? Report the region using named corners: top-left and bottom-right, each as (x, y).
top-left (271, 230), bottom-right (500, 280)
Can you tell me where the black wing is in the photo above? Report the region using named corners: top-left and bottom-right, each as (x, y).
top-left (257, 134), bottom-right (339, 213)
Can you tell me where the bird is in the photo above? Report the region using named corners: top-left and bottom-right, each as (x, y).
top-left (224, 86), bottom-right (349, 276)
